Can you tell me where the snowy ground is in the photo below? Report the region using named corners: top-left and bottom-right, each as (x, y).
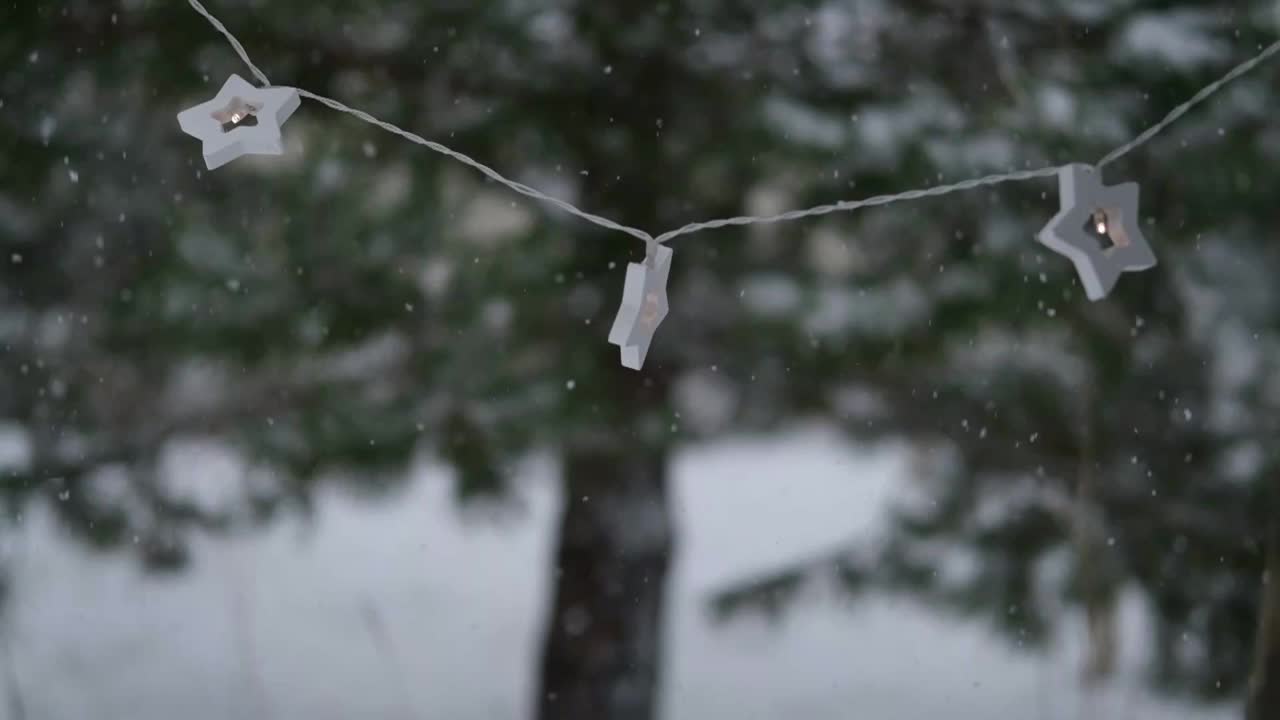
top-left (0, 426), bottom-right (1238, 719)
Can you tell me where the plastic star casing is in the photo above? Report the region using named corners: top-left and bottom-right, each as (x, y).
top-left (608, 245), bottom-right (674, 370)
top-left (1037, 163), bottom-right (1157, 301)
top-left (177, 74), bottom-right (300, 170)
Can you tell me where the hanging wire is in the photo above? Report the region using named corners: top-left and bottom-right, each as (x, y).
top-left (186, 0), bottom-right (1280, 247)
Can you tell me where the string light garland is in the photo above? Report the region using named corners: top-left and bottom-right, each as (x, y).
top-left (179, 0), bottom-right (1280, 370)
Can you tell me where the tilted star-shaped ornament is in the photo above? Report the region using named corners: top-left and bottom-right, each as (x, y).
top-left (608, 244), bottom-right (674, 370)
top-left (177, 74), bottom-right (300, 170)
top-left (1037, 163), bottom-right (1156, 301)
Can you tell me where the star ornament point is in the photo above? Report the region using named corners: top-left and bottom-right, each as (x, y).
top-left (1037, 163), bottom-right (1156, 301)
top-left (608, 245), bottom-right (674, 371)
top-left (177, 74), bottom-right (300, 170)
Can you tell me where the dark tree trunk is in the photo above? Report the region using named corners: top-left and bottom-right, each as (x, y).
top-left (536, 443), bottom-right (673, 720)
top-left (1246, 483), bottom-right (1280, 720)
top-left (1074, 389), bottom-right (1118, 684)
top-left (531, 7), bottom-right (680, 716)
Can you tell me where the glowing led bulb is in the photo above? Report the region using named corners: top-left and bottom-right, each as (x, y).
top-left (211, 96), bottom-right (262, 132)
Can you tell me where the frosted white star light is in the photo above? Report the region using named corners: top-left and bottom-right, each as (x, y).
top-left (609, 245), bottom-right (674, 370)
top-left (1037, 163), bottom-right (1157, 301)
top-left (177, 74), bottom-right (300, 170)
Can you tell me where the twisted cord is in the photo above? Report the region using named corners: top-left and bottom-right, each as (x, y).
top-left (1098, 38), bottom-right (1280, 168)
top-left (186, 0), bottom-right (1280, 247)
top-left (655, 166), bottom-right (1063, 243)
top-left (297, 89), bottom-right (655, 243)
top-left (186, 0), bottom-right (272, 87)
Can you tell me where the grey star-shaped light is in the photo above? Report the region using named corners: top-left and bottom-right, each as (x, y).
top-left (608, 244), bottom-right (674, 370)
top-left (1037, 163), bottom-right (1157, 301)
top-left (177, 74), bottom-right (300, 170)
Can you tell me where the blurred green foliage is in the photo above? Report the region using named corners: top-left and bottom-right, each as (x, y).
top-left (2, 0), bottom-right (1280, 714)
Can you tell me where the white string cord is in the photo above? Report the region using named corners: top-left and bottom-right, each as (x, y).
top-left (295, 89), bottom-right (655, 243)
top-left (655, 166), bottom-right (1064, 243)
top-left (185, 0), bottom-right (654, 242)
top-left (187, 0), bottom-right (272, 88)
top-left (660, 36), bottom-right (1280, 242)
top-left (1097, 38), bottom-right (1280, 168)
top-left (186, 0), bottom-right (1279, 247)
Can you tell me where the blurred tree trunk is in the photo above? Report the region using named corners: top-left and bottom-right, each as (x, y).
top-left (1246, 482), bottom-right (1280, 720)
top-left (1074, 389), bottom-right (1118, 684)
top-left (537, 443), bottom-right (673, 720)
top-left (532, 7), bottom-right (680, 715)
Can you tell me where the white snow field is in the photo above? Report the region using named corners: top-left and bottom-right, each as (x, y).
top-left (0, 426), bottom-right (1237, 719)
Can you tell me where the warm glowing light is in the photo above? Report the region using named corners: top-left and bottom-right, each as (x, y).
top-left (211, 97), bottom-right (261, 132)
top-left (1092, 210), bottom-right (1109, 236)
